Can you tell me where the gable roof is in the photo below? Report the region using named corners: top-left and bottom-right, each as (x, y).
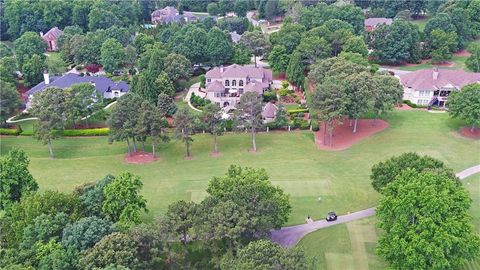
top-left (42, 27), bottom-right (63, 41)
top-left (262, 102), bottom-right (277, 119)
top-left (364, 18), bottom-right (393, 27)
top-left (26, 73), bottom-right (130, 96)
top-left (206, 64), bottom-right (272, 82)
top-left (399, 68), bottom-right (480, 91)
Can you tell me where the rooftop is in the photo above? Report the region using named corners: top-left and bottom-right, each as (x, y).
top-left (364, 18), bottom-right (393, 27)
top-left (26, 73), bottom-right (130, 96)
top-left (399, 68), bottom-right (480, 91)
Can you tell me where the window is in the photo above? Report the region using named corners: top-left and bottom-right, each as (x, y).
top-left (215, 93), bottom-right (220, 97)
top-left (207, 79), bottom-right (211, 82)
top-left (225, 80), bottom-right (230, 86)
top-left (239, 88), bottom-right (244, 94)
top-left (239, 80), bottom-right (244, 86)
top-left (232, 80), bottom-right (236, 86)
top-left (216, 102), bottom-right (220, 106)
top-left (418, 99), bottom-right (429, 105)
top-left (418, 90), bottom-right (429, 97)
top-left (113, 91), bottom-right (119, 97)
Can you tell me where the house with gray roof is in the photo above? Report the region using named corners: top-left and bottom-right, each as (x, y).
top-left (204, 64), bottom-right (273, 108)
top-left (151, 6), bottom-right (199, 25)
top-left (364, 18), bottom-right (393, 31)
top-left (262, 102), bottom-right (278, 122)
top-left (399, 68), bottom-right (480, 107)
top-left (25, 72), bottom-right (130, 108)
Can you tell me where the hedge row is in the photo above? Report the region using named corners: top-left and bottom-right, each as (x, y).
top-left (0, 128), bottom-right (20, 135)
top-left (63, 128), bottom-right (110, 136)
top-left (0, 128), bottom-right (110, 136)
top-left (287, 108), bottom-right (309, 115)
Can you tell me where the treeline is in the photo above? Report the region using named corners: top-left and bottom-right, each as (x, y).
top-left (0, 149), bottom-right (313, 269)
top-left (308, 57), bottom-right (403, 145)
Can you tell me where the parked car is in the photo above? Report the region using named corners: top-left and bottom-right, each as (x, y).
top-left (326, 211), bottom-right (337, 222)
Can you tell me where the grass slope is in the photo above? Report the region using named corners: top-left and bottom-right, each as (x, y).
top-left (1, 110), bottom-right (478, 227)
top-left (299, 166), bottom-right (480, 270)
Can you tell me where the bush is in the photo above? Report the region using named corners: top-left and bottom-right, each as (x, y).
top-left (278, 88), bottom-right (290, 97)
top-left (85, 64), bottom-right (101, 73)
top-left (297, 112), bottom-right (305, 118)
top-left (262, 90), bottom-right (277, 102)
top-left (287, 108), bottom-right (309, 115)
top-left (199, 74), bottom-right (206, 88)
top-left (0, 128), bottom-right (20, 135)
top-left (311, 120), bottom-right (320, 131)
top-left (224, 119), bottom-right (233, 131)
top-left (292, 119), bottom-right (309, 130)
top-left (403, 100), bottom-right (417, 108)
top-left (76, 64), bottom-right (84, 71)
top-left (63, 128), bottom-right (110, 136)
top-left (190, 92), bottom-right (211, 109)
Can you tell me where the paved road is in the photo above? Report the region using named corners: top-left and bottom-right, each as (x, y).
top-left (271, 164), bottom-right (480, 247)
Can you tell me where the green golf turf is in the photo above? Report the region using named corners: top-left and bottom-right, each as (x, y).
top-left (1, 110), bottom-right (478, 227)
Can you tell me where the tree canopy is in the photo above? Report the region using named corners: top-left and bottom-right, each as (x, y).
top-left (448, 83), bottom-right (480, 131)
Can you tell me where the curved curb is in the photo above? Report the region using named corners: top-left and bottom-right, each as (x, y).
top-left (185, 82), bottom-right (203, 112)
top-left (271, 164), bottom-right (480, 247)
top-left (7, 101), bottom-right (118, 123)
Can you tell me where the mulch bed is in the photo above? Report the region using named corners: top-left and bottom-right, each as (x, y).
top-left (124, 152), bottom-right (158, 164)
top-left (273, 72), bottom-right (286, 80)
top-left (315, 119), bottom-right (389, 151)
top-left (454, 49), bottom-right (471, 57)
top-left (396, 104), bottom-right (413, 110)
top-left (459, 127), bottom-right (480, 139)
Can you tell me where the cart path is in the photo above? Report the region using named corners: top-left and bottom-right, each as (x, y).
top-left (271, 164), bottom-right (480, 247)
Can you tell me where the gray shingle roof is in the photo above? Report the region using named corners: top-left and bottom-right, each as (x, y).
top-left (26, 73), bottom-right (130, 96)
top-left (42, 27), bottom-right (63, 41)
top-left (364, 18), bottom-right (393, 27)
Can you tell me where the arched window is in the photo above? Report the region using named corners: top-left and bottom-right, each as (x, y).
top-left (232, 80), bottom-right (236, 86)
top-left (239, 80), bottom-right (244, 86)
top-left (225, 80), bottom-right (230, 86)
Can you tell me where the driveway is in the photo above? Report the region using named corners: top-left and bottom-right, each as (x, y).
top-left (184, 82), bottom-right (204, 112)
top-left (271, 164), bottom-right (480, 247)
top-left (378, 67), bottom-right (412, 76)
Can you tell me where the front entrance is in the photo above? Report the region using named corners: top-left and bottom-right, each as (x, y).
top-left (223, 101), bottom-right (230, 107)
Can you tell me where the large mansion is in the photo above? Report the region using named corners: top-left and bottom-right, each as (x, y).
top-left (151, 6), bottom-right (199, 25)
top-left (205, 64), bottom-right (273, 108)
top-left (400, 68), bottom-right (480, 107)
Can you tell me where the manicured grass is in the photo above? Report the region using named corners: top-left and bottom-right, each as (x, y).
top-left (298, 166), bottom-right (480, 269)
top-left (1, 110), bottom-right (479, 227)
top-left (411, 18), bottom-right (428, 32)
top-left (394, 55), bottom-right (469, 71)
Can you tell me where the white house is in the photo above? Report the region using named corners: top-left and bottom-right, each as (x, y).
top-left (204, 64), bottom-right (273, 108)
top-left (399, 68), bottom-right (480, 107)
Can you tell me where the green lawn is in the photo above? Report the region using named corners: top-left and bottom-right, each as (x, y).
top-left (299, 174), bottom-right (480, 270)
top-left (1, 110), bottom-right (479, 227)
top-left (394, 54), bottom-right (470, 71)
top-left (411, 18), bottom-right (428, 32)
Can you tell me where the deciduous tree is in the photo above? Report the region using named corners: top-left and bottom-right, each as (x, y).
top-left (14, 32), bottom-right (46, 69)
top-left (164, 200), bottom-right (197, 245)
top-left (100, 38), bottom-right (125, 74)
top-left (234, 92), bottom-right (263, 152)
top-left (0, 80), bottom-right (20, 125)
top-left (174, 107), bottom-right (196, 158)
top-left (102, 172), bottom-right (147, 228)
top-left (466, 43), bottom-right (480, 72)
top-left (268, 45), bottom-right (290, 73)
top-left (201, 103), bottom-right (224, 154)
top-left (29, 88), bottom-right (68, 158)
top-left (370, 152), bottom-right (453, 193)
top-left (22, 54), bottom-right (45, 87)
top-left (62, 216), bottom-right (115, 251)
top-left (164, 53), bottom-right (192, 82)
top-left (207, 27), bottom-right (234, 66)
top-left (0, 148), bottom-right (38, 210)
top-left (377, 170), bottom-right (480, 269)
top-left (448, 83), bottom-right (480, 132)
top-left (155, 71), bottom-right (176, 97)
top-left (240, 30), bottom-right (271, 67)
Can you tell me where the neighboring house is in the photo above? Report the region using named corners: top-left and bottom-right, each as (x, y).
top-left (25, 72), bottom-right (129, 108)
top-left (399, 68), bottom-right (480, 107)
top-left (205, 64), bottom-right (273, 108)
top-left (230, 31), bottom-right (241, 43)
top-left (364, 18), bottom-right (393, 31)
top-left (151, 6), bottom-right (198, 25)
top-left (262, 102), bottom-right (277, 122)
top-left (41, 27), bottom-right (63, 51)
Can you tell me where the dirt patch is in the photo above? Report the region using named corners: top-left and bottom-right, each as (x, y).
top-left (459, 127), bottom-right (480, 139)
top-left (124, 152), bottom-right (158, 164)
top-left (315, 119), bottom-right (389, 151)
top-left (454, 49), bottom-right (471, 57)
top-left (210, 151), bottom-right (221, 157)
top-left (273, 72), bottom-right (286, 80)
top-left (396, 104), bottom-right (413, 110)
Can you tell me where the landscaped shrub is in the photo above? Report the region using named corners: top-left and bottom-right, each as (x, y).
top-left (76, 65), bottom-right (84, 71)
top-left (190, 92), bottom-right (211, 109)
top-left (0, 128), bottom-right (20, 135)
top-left (311, 120), bottom-right (320, 131)
top-left (287, 108), bottom-right (309, 115)
top-left (63, 128), bottom-right (110, 136)
top-left (403, 100), bottom-right (417, 108)
top-left (278, 88), bottom-right (291, 97)
top-left (199, 74), bottom-right (206, 88)
top-left (224, 119), bottom-right (233, 131)
top-left (292, 119), bottom-right (309, 130)
top-left (263, 90), bottom-right (277, 102)
top-left (85, 64), bottom-right (101, 73)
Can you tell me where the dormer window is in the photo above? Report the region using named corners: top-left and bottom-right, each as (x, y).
top-left (239, 80), bottom-right (244, 86)
top-left (225, 80), bottom-right (230, 86)
top-left (232, 80), bottom-right (236, 86)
